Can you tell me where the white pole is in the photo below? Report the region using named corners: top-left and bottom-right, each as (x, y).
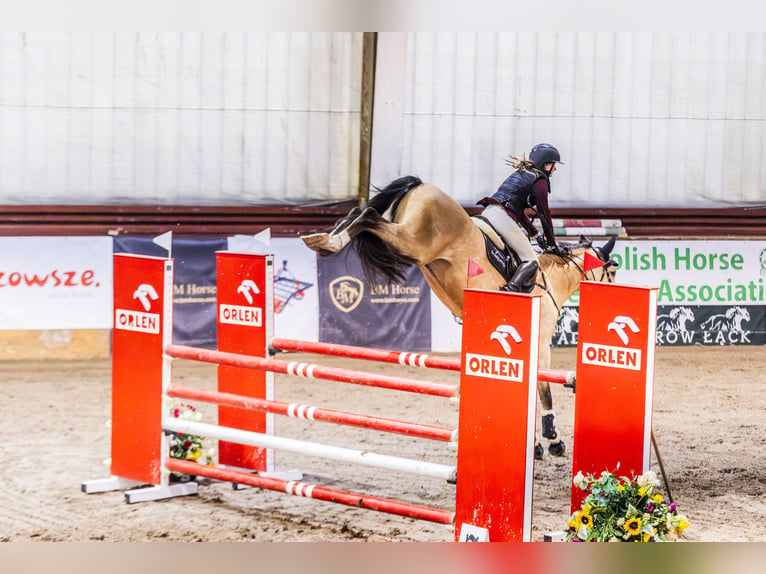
top-left (163, 419), bottom-right (456, 482)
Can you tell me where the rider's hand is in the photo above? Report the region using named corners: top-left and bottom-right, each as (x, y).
top-left (552, 244), bottom-right (569, 256)
top-left (535, 234), bottom-right (548, 250)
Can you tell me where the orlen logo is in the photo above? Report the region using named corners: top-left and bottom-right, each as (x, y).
top-left (115, 284), bottom-right (161, 334)
top-left (219, 279), bottom-right (262, 327)
top-left (581, 315), bottom-right (642, 371)
top-left (464, 324), bottom-right (524, 382)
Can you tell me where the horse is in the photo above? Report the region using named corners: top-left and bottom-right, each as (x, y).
top-left (301, 175), bottom-right (617, 459)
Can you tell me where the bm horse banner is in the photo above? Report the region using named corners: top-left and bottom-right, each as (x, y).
top-left (316, 249), bottom-right (431, 351)
top-left (553, 240), bottom-right (766, 347)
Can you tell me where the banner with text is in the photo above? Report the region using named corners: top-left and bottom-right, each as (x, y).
top-left (317, 249), bottom-right (431, 351)
top-left (0, 236), bottom-right (113, 330)
top-left (552, 240), bottom-right (766, 347)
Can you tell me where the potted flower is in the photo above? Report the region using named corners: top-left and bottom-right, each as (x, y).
top-left (566, 469), bottom-right (689, 542)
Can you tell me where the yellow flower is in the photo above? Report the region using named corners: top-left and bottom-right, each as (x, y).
top-left (643, 533), bottom-right (651, 542)
top-left (616, 484), bottom-right (625, 492)
top-left (638, 487), bottom-right (647, 496)
top-left (567, 518), bottom-right (577, 530)
top-left (186, 449), bottom-right (202, 461)
top-left (675, 517), bottom-right (690, 534)
top-left (624, 517), bottom-right (642, 536)
top-left (577, 508), bottom-right (594, 530)
top-left (653, 494), bottom-right (663, 503)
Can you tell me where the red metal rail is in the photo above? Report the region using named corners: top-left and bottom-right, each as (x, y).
top-left (270, 337), bottom-right (574, 386)
top-left (166, 344), bottom-right (458, 398)
top-left (166, 458), bottom-right (454, 525)
top-left (271, 337), bottom-right (460, 370)
top-left (167, 383), bottom-right (456, 442)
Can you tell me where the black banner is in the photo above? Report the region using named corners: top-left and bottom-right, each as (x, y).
top-left (317, 249), bottom-right (431, 351)
top-left (113, 236), bottom-right (227, 348)
top-left (551, 304), bottom-right (766, 347)
top-left (654, 304), bottom-right (765, 346)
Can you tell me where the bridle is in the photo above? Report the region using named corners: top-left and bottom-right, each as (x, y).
top-left (535, 248), bottom-right (618, 313)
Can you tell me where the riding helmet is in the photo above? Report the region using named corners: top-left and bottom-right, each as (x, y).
top-left (529, 143), bottom-right (564, 168)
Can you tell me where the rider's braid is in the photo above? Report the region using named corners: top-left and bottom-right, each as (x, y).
top-left (504, 153), bottom-right (536, 172)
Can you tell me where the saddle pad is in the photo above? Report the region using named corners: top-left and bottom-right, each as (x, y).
top-left (470, 216), bottom-right (505, 250)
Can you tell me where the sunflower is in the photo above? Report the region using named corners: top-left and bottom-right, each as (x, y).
top-left (576, 508), bottom-right (593, 530)
top-left (624, 517), bottom-right (642, 536)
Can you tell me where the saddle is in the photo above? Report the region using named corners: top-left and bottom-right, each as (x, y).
top-left (470, 216), bottom-right (522, 283)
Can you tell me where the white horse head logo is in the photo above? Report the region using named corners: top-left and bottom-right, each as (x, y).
top-left (490, 324), bottom-right (522, 355)
top-left (237, 279), bottom-right (260, 305)
top-left (133, 284), bottom-right (159, 311)
top-left (607, 315), bottom-right (640, 345)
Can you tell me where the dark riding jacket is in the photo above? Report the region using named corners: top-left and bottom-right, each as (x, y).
top-left (479, 168), bottom-right (557, 248)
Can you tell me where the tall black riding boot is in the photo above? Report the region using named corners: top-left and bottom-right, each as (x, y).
top-left (500, 260), bottom-right (539, 293)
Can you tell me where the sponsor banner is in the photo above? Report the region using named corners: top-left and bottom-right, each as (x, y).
top-left (553, 240), bottom-right (766, 348)
top-left (655, 304), bottom-right (765, 346)
top-left (0, 236), bottom-right (113, 330)
top-left (316, 249), bottom-right (431, 351)
top-left (612, 240), bottom-right (766, 307)
top-left (114, 236), bottom-right (227, 348)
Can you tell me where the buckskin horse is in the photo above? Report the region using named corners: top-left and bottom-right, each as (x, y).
top-left (301, 175), bottom-right (617, 459)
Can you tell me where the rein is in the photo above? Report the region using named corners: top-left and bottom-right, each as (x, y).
top-left (536, 247), bottom-right (613, 313)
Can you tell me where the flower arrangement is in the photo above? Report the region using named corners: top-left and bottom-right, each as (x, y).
top-left (566, 469), bottom-right (689, 542)
top-left (168, 403), bottom-right (216, 472)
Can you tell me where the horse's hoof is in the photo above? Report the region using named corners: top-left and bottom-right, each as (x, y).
top-left (301, 232), bottom-right (329, 250)
top-left (301, 233), bottom-right (341, 255)
top-left (548, 440), bottom-right (566, 457)
top-left (534, 443), bottom-right (544, 460)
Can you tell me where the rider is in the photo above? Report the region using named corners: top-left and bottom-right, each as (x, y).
top-left (478, 143), bottom-right (565, 292)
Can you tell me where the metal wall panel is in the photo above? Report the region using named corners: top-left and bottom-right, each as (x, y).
top-left (392, 32), bottom-right (766, 208)
top-left (0, 33), bottom-right (363, 205)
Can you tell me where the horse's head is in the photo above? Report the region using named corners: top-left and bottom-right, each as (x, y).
top-left (550, 235), bottom-right (618, 284)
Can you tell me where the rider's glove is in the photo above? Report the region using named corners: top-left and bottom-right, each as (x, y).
top-left (535, 234), bottom-right (548, 250)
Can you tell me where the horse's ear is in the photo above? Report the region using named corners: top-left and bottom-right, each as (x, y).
top-left (595, 236), bottom-right (616, 259)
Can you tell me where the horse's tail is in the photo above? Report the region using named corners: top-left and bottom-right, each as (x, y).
top-left (353, 175), bottom-right (422, 285)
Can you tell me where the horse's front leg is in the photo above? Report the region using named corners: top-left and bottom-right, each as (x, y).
top-left (537, 341), bottom-right (566, 459)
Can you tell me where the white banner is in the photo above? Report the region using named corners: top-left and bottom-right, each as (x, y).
top-left (0, 237), bottom-right (113, 330)
top-left (610, 240), bottom-right (766, 306)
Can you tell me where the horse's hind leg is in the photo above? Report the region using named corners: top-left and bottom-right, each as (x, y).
top-left (301, 206), bottom-right (393, 255)
top-left (301, 207), bottom-right (365, 255)
top-left (537, 344), bottom-right (566, 459)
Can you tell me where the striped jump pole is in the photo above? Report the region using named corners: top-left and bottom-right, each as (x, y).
top-left (166, 343), bottom-right (457, 398)
top-left (271, 336), bottom-right (575, 386)
top-left (167, 383), bottom-right (457, 442)
top-left (166, 458), bottom-right (453, 525)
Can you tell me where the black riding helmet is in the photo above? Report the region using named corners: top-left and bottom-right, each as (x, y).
top-left (529, 143), bottom-right (564, 172)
